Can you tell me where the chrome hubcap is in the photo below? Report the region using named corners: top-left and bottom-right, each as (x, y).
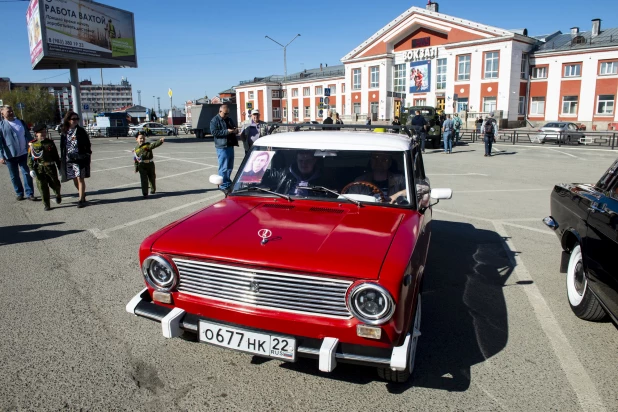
top-left (574, 261), bottom-right (586, 296)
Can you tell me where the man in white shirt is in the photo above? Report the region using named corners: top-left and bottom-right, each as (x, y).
top-left (240, 110), bottom-right (267, 154)
top-left (0, 105), bottom-right (36, 200)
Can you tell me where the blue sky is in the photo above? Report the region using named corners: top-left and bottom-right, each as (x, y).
top-left (2, 0), bottom-right (617, 112)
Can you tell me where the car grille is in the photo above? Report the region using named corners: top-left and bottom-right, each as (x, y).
top-left (173, 258), bottom-right (353, 318)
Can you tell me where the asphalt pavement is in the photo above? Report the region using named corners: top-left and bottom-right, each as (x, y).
top-left (0, 134), bottom-right (616, 411)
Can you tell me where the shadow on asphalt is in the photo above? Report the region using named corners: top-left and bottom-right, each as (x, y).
top-left (274, 220), bottom-right (514, 392)
top-left (83, 188), bottom-right (214, 206)
top-left (0, 222), bottom-right (82, 245)
top-left (492, 151), bottom-right (518, 156)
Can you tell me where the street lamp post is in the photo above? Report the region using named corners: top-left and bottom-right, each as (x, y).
top-left (265, 34), bottom-right (300, 123)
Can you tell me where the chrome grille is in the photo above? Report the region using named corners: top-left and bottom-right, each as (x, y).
top-left (173, 259), bottom-right (353, 318)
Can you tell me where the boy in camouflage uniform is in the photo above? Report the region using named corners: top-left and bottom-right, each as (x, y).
top-left (27, 124), bottom-right (61, 211)
top-left (133, 131), bottom-right (164, 198)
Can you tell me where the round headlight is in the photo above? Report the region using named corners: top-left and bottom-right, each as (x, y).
top-left (142, 255), bottom-right (177, 291)
top-left (347, 283), bottom-right (395, 325)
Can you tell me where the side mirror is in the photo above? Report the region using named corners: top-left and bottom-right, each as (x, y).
top-left (209, 175), bottom-right (224, 186)
top-left (430, 188), bottom-right (453, 200)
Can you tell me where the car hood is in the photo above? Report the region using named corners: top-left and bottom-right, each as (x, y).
top-left (151, 198), bottom-right (407, 280)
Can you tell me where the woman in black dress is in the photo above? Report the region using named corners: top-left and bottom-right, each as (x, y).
top-left (60, 111), bottom-right (92, 208)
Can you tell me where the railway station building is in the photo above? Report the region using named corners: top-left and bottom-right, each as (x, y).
top-left (234, 2), bottom-right (618, 129)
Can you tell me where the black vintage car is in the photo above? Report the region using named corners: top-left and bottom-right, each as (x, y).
top-left (544, 159), bottom-right (618, 323)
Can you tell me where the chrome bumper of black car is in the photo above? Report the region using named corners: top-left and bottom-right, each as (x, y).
top-left (126, 289), bottom-right (410, 372)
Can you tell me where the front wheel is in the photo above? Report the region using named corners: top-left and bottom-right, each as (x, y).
top-left (377, 294), bottom-right (421, 383)
top-left (566, 245), bottom-right (607, 321)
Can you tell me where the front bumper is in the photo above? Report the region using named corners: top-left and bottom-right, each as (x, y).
top-left (127, 289), bottom-right (411, 373)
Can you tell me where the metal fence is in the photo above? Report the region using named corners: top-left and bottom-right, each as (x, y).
top-left (457, 129), bottom-right (618, 149)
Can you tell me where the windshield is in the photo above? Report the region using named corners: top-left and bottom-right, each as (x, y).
top-left (543, 123), bottom-right (565, 128)
top-left (231, 147), bottom-right (412, 207)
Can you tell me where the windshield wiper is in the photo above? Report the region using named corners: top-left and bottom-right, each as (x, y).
top-left (301, 185), bottom-right (362, 206)
top-left (232, 186), bottom-right (292, 202)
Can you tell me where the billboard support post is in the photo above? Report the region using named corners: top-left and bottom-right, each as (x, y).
top-left (70, 61), bottom-right (82, 126)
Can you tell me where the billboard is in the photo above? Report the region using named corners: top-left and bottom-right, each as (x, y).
top-left (26, 0), bottom-right (137, 69)
top-left (410, 61), bottom-right (431, 94)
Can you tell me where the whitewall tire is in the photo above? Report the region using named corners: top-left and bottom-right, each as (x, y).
top-left (566, 245), bottom-right (606, 321)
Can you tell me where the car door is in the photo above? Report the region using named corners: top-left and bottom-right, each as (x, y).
top-left (583, 162), bottom-right (618, 318)
top-left (566, 123), bottom-right (580, 142)
top-left (412, 148), bottom-right (431, 262)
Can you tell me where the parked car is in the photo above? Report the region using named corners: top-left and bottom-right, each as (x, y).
top-left (127, 128), bottom-right (452, 382)
top-left (179, 122), bottom-right (192, 134)
top-left (544, 158), bottom-right (618, 324)
top-left (128, 122), bottom-right (173, 137)
top-left (537, 122), bottom-right (584, 144)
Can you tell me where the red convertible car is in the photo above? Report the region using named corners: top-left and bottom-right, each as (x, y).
top-left (127, 130), bottom-right (452, 382)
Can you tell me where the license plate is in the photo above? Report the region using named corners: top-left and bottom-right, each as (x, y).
top-left (198, 320), bottom-right (296, 361)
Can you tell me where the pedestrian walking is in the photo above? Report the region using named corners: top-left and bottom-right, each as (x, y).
top-left (0, 105), bottom-right (37, 201)
top-left (27, 124), bottom-right (61, 211)
top-left (482, 113), bottom-right (497, 157)
top-left (442, 114), bottom-right (454, 154)
top-left (453, 113), bottom-right (462, 146)
top-left (240, 110), bottom-right (267, 154)
top-left (476, 116), bottom-right (483, 134)
top-left (60, 111), bottom-right (92, 208)
top-left (210, 104), bottom-right (238, 191)
top-left (410, 110), bottom-right (428, 152)
top-left (133, 132), bottom-right (164, 198)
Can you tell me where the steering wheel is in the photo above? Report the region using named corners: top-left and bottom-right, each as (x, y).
top-left (341, 181), bottom-right (387, 203)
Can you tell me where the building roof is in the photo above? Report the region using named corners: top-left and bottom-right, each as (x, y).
top-left (256, 131), bottom-right (411, 152)
top-left (535, 27), bottom-right (618, 53)
top-left (237, 64), bottom-right (345, 87)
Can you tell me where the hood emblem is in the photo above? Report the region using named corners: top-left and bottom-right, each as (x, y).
top-left (249, 281), bottom-right (260, 293)
top-left (258, 229), bottom-right (272, 245)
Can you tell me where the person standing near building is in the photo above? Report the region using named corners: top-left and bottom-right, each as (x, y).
top-left (0, 105), bottom-right (36, 201)
top-left (391, 116), bottom-right (401, 134)
top-left (60, 111), bottom-right (92, 208)
top-left (133, 132), bottom-right (164, 198)
top-left (210, 104), bottom-right (238, 191)
top-left (240, 110), bottom-right (267, 154)
top-left (323, 109), bottom-right (334, 130)
top-left (453, 113), bottom-right (462, 146)
top-left (410, 110), bottom-right (428, 153)
top-left (476, 116), bottom-right (484, 134)
top-left (27, 124), bottom-right (61, 211)
top-left (442, 114), bottom-right (454, 154)
top-left (482, 113), bottom-right (497, 157)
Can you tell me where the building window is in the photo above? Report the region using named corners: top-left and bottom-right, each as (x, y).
top-left (282, 90), bottom-right (287, 98)
top-left (564, 64), bottom-right (581, 77)
top-left (393, 64), bottom-right (406, 92)
top-left (456, 98), bottom-right (469, 112)
top-left (328, 84), bottom-right (336, 95)
top-left (484, 52), bottom-right (499, 79)
top-left (352, 69), bottom-right (361, 90)
top-left (562, 96), bottom-right (578, 115)
top-left (341, 84), bottom-right (346, 93)
top-left (292, 89), bottom-right (298, 97)
top-left (353, 103), bottom-right (361, 114)
top-left (304, 106), bottom-right (311, 118)
top-left (530, 97), bottom-right (545, 115)
top-left (457, 55), bottom-right (471, 81)
top-left (283, 106), bottom-right (287, 119)
top-left (414, 99), bottom-right (427, 106)
top-left (370, 66), bottom-right (379, 88)
top-left (248, 91), bottom-right (254, 99)
top-left (315, 86), bottom-right (323, 95)
top-left (436, 58), bottom-right (447, 90)
top-left (293, 106), bottom-right (299, 119)
top-left (272, 90), bottom-right (280, 98)
top-left (303, 87), bottom-right (310, 96)
top-left (600, 61), bottom-right (618, 75)
top-left (518, 96), bottom-right (525, 115)
top-left (597, 95), bottom-right (615, 115)
top-left (532, 67), bottom-right (547, 79)
top-left (272, 107), bottom-right (281, 119)
top-left (521, 54), bottom-right (527, 79)
top-left (483, 97), bottom-right (497, 113)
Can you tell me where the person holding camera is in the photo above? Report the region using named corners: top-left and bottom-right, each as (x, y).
top-left (60, 111), bottom-right (92, 208)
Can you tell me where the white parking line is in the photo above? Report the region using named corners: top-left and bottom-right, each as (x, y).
top-left (157, 155), bottom-right (217, 167)
top-left (501, 221), bottom-right (554, 236)
top-left (549, 149), bottom-right (579, 159)
top-left (91, 155), bottom-right (134, 162)
top-left (89, 192), bottom-right (224, 239)
top-left (493, 222), bottom-right (606, 412)
top-left (108, 166), bottom-right (216, 189)
top-left (488, 142), bottom-right (616, 153)
top-left (90, 159), bottom-right (175, 173)
top-left (430, 173), bottom-right (489, 176)
top-left (433, 209), bottom-right (553, 236)
top-left (456, 188), bottom-right (549, 194)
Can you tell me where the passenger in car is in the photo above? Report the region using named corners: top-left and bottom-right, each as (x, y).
top-left (262, 150), bottom-right (330, 196)
top-left (347, 152), bottom-right (406, 201)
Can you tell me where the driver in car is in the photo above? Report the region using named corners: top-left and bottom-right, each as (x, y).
top-left (345, 152), bottom-right (407, 202)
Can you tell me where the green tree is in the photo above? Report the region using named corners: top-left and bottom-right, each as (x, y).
top-left (0, 85), bottom-right (55, 125)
